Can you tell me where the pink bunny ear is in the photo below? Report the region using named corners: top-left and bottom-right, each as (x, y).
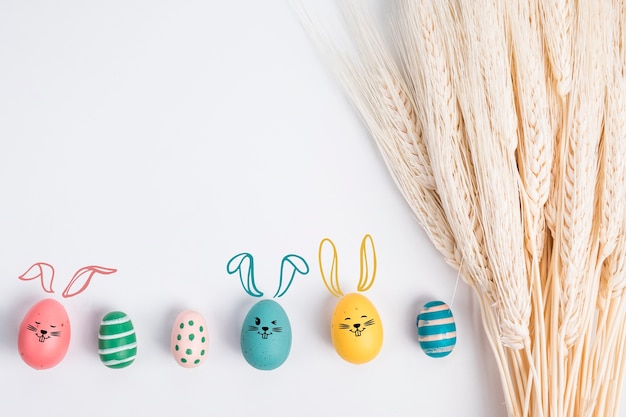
top-left (62, 265), bottom-right (117, 298)
top-left (19, 262), bottom-right (55, 293)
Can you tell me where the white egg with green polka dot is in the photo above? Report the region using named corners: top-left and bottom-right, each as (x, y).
top-left (171, 310), bottom-right (209, 368)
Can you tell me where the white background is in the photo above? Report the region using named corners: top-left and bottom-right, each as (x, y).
top-left (0, 1), bottom-right (587, 416)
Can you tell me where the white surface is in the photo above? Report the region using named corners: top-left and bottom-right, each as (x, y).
top-left (0, 1), bottom-right (580, 416)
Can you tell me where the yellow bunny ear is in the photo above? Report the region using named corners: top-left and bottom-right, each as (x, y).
top-left (318, 238), bottom-right (343, 297)
top-left (357, 234), bottom-right (377, 292)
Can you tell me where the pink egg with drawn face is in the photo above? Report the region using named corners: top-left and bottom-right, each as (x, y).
top-left (18, 298), bottom-right (71, 369)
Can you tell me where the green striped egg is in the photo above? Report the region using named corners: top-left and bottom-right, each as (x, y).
top-left (416, 301), bottom-right (456, 358)
top-left (98, 311), bottom-right (137, 369)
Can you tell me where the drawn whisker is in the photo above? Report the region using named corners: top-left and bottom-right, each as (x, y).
top-left (50, 331), bottom-right (61, 337)
top-left (248, 326), bottom-right (259, 331)
top-left (339, 323), bottom-right (351, 329)
top-left (26, 324), bottom-right (37, 332)
top-left (272, 327), bottom-right (282, 332)
top-left (364, 319), bottom-right (375, 326)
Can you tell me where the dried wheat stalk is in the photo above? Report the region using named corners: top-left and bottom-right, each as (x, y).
top-left (295, 0), bottom-right (626, 416)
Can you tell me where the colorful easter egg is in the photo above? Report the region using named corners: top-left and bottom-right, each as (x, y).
top-left (98, 311), bottom-right (137, 369)
top-left (18, 298), bottom-right (71, 369)
top-left (416, 301), bottom-right (456, 358)
top-left (171, 310), bottom-right (209, 368)
top-left (330, 292), bottom-right (383, 364)
top-left (240, 299), bottom-right (291, 370)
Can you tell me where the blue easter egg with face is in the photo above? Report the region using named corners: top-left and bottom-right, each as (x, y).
top-left (416, 301), bottom-right (456, 358)
top-left (240, 299), bottom-right (291, 370)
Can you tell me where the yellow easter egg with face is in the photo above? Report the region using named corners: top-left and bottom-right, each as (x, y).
top-left (331, 292), bottom-right (383, 364)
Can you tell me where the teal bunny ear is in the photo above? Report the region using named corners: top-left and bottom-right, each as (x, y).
top-left (274, 254), bottom-right (309, 298)
top-left (227, 253), bottom-right (264, 297)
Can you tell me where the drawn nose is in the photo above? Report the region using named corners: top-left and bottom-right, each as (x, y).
top-left (353, 323), bottom-right (361, 329)
top-left (40, 330), bottom-right (48, 335)
top-left (262, 326), bottom-right (269, 331)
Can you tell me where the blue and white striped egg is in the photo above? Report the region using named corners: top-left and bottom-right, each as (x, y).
top-left (98, 311), bottom-right (137, 369)
top-left (416, 301), bottom-right (456, 358)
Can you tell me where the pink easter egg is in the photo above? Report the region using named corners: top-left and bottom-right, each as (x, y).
top-left (18, 298), bottom-right (71, 369)
top-left (171, 310), bottom-right (209, 368)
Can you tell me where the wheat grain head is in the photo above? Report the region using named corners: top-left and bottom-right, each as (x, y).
top-left (507, 0), bottom-right (553, 260)
top-left (539, 0), bottom-right (574, 96)
top-left (596, 0), bottom-right (626, 262)
top-left (556, 0), bottom-right (605, 347)
top-left (598, 0), bottom-right (626, 305)
top-left (452, 0), bottom-right (530, 349)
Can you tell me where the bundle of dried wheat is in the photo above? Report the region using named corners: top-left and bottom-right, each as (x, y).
top-left (295, 0), bottom-right (626, 416)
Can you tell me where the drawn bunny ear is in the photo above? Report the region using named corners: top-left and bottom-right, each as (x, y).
top-left (19, 262), bottom-right (55, 293)
top-left (357, 234), bottom-right (377, 292)
top-left (274, 254), bottom-right (309, 298)
top-left (62, 265), bottom-right (117, 298)
top-left (227, 253), bottom-right (263, 297)
top-left (318, 238), bottom-right (343, 297)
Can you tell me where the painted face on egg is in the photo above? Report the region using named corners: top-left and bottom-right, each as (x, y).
top-left (18, 298), bottom-right (71, 370)
top-left (240, 299), bottom-right (292, 370)
top-left (331, 293), bottom-right (383, 365)
top-left (26, 316), bottom-right (63, 342)
top-left (248, 315), bottom-right (284, 339)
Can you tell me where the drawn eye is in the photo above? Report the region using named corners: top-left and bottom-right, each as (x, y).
top-left (255, 317), bottom-right (261, 326)
top-left (271, 320), bottom-right (277, 325)
top-left (361, 315), bottom-right (367, 318)
top-left (344, 317), bottom-right (351, 321)
top-left (50, 325), bottom-right (56, 328)
top-left (35, 321), bottom-right (40, 325)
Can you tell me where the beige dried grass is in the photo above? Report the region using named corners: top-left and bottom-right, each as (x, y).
top-left (507, 1), bottom-right (553, 412)
top-left (539, 0), bottom-right (573, 97)
top-left (508, 0), bottom-right (553, 260)
top-left (391, 0), bottom-right (496, 300)
top-left (293, 3), bottom-right (461, 269)
top-left (294, 0), bottom-right (626, 416)
top-left (454, 0), bottom-right (530, 352)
